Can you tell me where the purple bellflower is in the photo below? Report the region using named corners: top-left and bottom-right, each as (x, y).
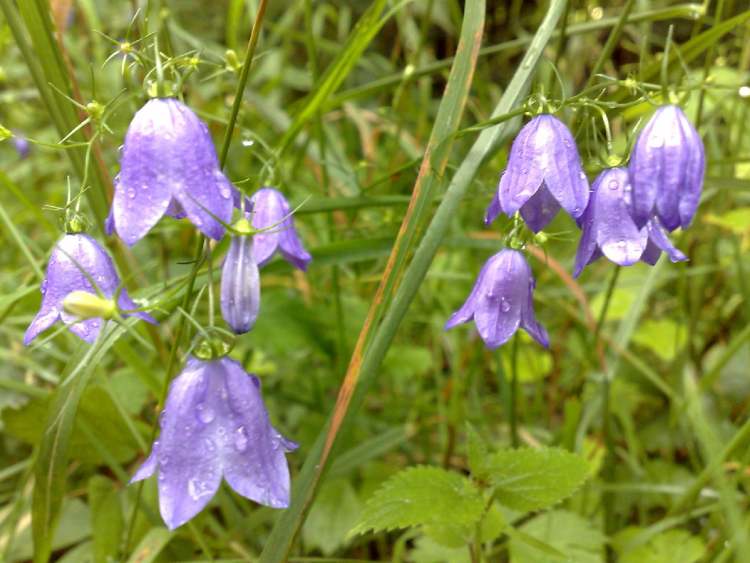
top-left (485, 114), bottom-right (590, 232)
top-left (131, 356), bottom-right (297, 530)
top-left (574, 168), bottom-right (687, 277)
top-left (221, 230), bottom-right (261, 334)
top-left (107, 98), bottom-right (235, 245)
top-left (629, 104), bottom-right (705, 231)
top-left (24, 233), bottom-right (155, 344)
top-left (248, 188), bottom-right (311, 271)
top-left (445, 249), bottom-right (548, 349)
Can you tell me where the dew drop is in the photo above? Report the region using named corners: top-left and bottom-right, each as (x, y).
top-left (608, 179), bottom-right (619, 190)
top-left (203, 438), bottom-right (216, 452)
top-left (234, 426), bottom-right (248, 452)
top-left (196, 403), bottom-right (215, 424)
top-left (188, 477), bottom-right (213, 501)
top-left (617, 239), bottom-right (627, 248)
top-left (220, 186), bottom-right (232, 199)
top-left (127, 187), bottom-right (136, 199)
top-left (649, 135), bottom-right (664, 148)
top-left (40, 279), bottom-right (48, 294)
top-left (500, 298), bottom-right (511, 313)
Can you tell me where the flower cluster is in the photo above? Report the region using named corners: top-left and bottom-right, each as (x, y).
top-left (447, 105), bottom-right (704, 349)
top-left (25, 96), bottom-right (311, 529)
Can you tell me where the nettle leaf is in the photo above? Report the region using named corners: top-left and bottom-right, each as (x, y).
top-left (487, 447), bottom-right (589, 512)
top-left (616, 528), bottom-right (705, 563)
top-left (351, 466), bottom-right (484, 536)
top-left (510, 509), bottom-right (605, 563)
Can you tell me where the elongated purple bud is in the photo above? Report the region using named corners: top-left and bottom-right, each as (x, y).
top-left (221, 234), bottom-right (260, 334)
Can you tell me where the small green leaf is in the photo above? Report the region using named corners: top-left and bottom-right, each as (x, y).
top-left (510, 510), bottom-right (605, 563)
top-left (351, 466), bottom-right (485, 536)
top-left (302, 479), bottom-right (362, 555)
top-left (487, 447), bottom-right (589, 512)
top-left (0, 124), bottom-right (11, 141)
top-left (617, 528), bottom-right (704, 563)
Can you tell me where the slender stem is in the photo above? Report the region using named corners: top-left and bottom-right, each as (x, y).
top-left (509, 334), bottom-right (520, 448)
top-left (218, 0), bottom-right (268, 169)
top-left (695, 0), bottom-right (725, 127)
top-left (207, 241), bottom-right (215, 328)
top-left (584, 0), bottom-right (635, 89)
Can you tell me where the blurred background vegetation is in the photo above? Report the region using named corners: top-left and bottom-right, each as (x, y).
top-left (1, 0), bottom-right (750, 561)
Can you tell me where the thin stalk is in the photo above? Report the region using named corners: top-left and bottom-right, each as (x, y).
top-left (218, 0), bottom-right (268, 168)
top-left (584, 0), bottom-right (636, 89)
top-left (695, 0), bottom-right (725, 127)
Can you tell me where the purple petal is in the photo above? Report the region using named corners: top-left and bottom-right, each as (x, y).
top-left (221, 359), bottom-right (293, 508)
top-left (573, 204), bottom-right (597, 278)
top-left (250, 188), bottom-right (311, 270)
top-left (23, 307), bottom-right (60, 345)
top-left (542, 116), bottom-right (589, 219)
top-left (629, 110), bottom-right (660, 228)
top-left (641, 239), bottom-right (661, 266)
top-left (484, 190), bottom-right (503, 226)
top-left (646, 219), bottom-right (687, 263)
top-left (173, 171), bottom-right (234, 241)
top-left (131, 442), bottom-right (159, 483)
top-left (117, 290), bottom-right (158, 325)
top-left (520, 280), bottom-right (549, 347)
top-left (678, 117), bottom-right (705, 228)
top-left (498, 117), bottom-right (546, 215)
top-left (519, 183), bottom-right (561, 233)
top-left (157, 359), bottom-right (223, 530)
top-left (220, 235), bottom-right (261, 334)
top-left (593, 168), bottom-right (646, 266)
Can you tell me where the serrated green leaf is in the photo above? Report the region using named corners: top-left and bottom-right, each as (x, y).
top-left (351, 466), bottom-right (484, 536)
top-left (487, 447), bottom-right (589, 512)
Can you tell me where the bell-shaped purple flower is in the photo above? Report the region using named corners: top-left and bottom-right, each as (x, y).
top-left (445, 249), bottom-right (548, 349)
top-left (107, 98), bottom-right (235, 245)
top-left (221, 234), bottom-right (260, 334)
top-left (131, 356), bottom-right (297, 530)
top-left (24, 233), bottom-right (155, 344)
top-left (248, 188), bottom-right (311, 270)
top-left (486, 114), bottom-right (589, 232)
top-left (629, 104), bottom-right (705, 231)
top-left (574, 168), bottom-right (647, 277)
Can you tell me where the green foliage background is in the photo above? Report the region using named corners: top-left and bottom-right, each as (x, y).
top-left (1, 0), bottom-right (750, 561)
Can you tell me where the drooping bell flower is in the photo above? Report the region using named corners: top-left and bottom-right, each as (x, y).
top-left (247, 187), bottom-right (311, 270)
top-left (629, 104), bottom-right (705, 230)
top-left (107, 98), bottom-right (235, 245)
top-left (485, 114), bottom-right (589, 232)
top-left (574, 168), bottom-right (647, 278)
top-left (445, 249), bottom-right (548, 349)
top-left (24, 233), bottom-right (155, 344)
top-left (221, 222), bottom-right (260, 334)
top-left (131, 356), bottom-right (297, 530)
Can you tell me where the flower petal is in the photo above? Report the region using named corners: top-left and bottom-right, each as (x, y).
top-left (541, 117), bottom-right (589, 219)
top-left (498, 117), bottom-right (545, 215)
top-left (157, 359), bottom-right (223, 530)
top-left (646, 219), bottom-right (687, 263)
top-left (520, 280), bottom-right (549, 348)
top-left (484, 190), bottom-right (503, 226)
top-left (519, 183), bottom-right (561, 233)
top-left (221, 358), bottom-right (293, 509)
top-left (573, 204), bottom-right (597, 278)
top-left (593, 169), bottom-right (646, 266)
top-left (131, 442), bottom-right (159, 483)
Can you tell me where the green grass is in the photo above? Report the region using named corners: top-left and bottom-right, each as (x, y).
top-left (1, 1), bottom-right (750, 562)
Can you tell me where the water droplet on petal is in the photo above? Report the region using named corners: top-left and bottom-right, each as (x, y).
top-left (608, 179), bottom-right (619, 190)
top-left (500, 298), bottom-right (511, 313)
top-left (40, 279), bottom-right (48, 294)
top-left (127, 187), bottom-right (136, 199)
top-left (196, 403), bottom-right (215, 424)
top-left (234, 426), bottom-right (248, 452)
top-left (203, 438), bottom-right (216, 452)
top-left (188, 477), bottom-right (213, 501)
top-left (617, 239), bottom-right (627, 248)
top-left (649, 135), bottom-right (664, 148)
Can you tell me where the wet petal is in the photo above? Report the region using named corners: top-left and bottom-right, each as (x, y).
top-left (484, 190), bottom-right (503, 226)
top-left (157, 359), bottom-right (223, 530)
top-left (221, 359), bottom-right (293, 508)
top-left (593, 169), bottom-right (646, 266)
top-left (573, 204), bottom-right (597, 278)
top-left (131, 443), bottom-right (159, 483)
top-left (250, 188), bottom-right (311, 270)
top-left (541, 116), bottom-right (589, 219)
top-left (498, 117), bottom-right (545, 215)
top-left (220, 235), bottom-right (261, 334)
top-left (173, 171), bottom-right (234, 241)
top-left (520, 281), bottom-right (549, 347)
top-left (646, 219), bottom-right (687, 263)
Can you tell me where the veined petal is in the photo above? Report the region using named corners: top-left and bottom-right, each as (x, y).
top-left (646, 219), bottom-right (687, 263)
top-left (678, 118), bottom-right (705, 228)
top-left (498, 117), bottom-right (545, 215)
top-left (573, 204), bottom-right (597, 278)
top-left (593, 168), bottom-right (646, 266)
top-left (131, 442), bottom-right (159, 483)
top-left (220, 235), bottom-right (261, 334)
top-left (250, 188), bottom-right (311, 270)
top-left (157, 359), bottom-right (222, 530)
top-left (520, 280), bottom-right (549, 348)
top-left (541, 116), bottom-right (589, 219)
top-left (221, 359), bottom-right (293, 509)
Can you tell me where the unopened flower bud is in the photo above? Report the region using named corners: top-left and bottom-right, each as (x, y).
top-left (220, 235), bottom-right (260, 334)
top-left (63, 290), bottom-right (117, 320)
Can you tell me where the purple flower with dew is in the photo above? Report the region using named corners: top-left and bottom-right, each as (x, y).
top-left (445, 249), bottom-right (548, 349)
top-left (574, 168), bottom-right (687, 277)
top-left (574, 168), bottom-right (646, 277)
top-left (247, 188), bottom-right (311, 271)
top-left (629, 104), bottom-right (705, 231)
top-left (131, 356), bottom-right (298, 530)
top-left (486, 114), bottom-right (589, 232)
top-left (221, 231), bottom-right (261, 334)
top-left (106, 98), bottom-right (235, 245)
top-left (24, 233), bottom-right (155, 344)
